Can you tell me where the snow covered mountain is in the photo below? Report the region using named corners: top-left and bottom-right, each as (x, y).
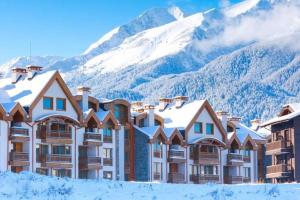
top-left (1, 0), bottom-right (300, 124)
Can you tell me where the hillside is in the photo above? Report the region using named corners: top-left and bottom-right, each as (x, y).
top-left (0, 172), bottom-right (298, 200)
top-left (1, 0), bottom-right (300, 124)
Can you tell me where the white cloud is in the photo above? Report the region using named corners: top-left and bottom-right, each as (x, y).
top-left (197, 1), bottom-right (300, 52)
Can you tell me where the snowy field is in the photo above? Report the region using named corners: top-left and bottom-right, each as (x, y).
top-left (0, 172), bottom-right (299, 200)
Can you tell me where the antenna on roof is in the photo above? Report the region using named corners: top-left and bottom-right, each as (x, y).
top-left (29, 40), bottom-right (32, 64)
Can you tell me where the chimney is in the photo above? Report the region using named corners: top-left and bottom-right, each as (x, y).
top-left (228, 116), bottom-right (242, 124)
top-left (27, 65), bottom-right (42, 80)
top-left (216, 111), bottom-right (228, 131)
top-left (144, 104), bottom-right (155, 127)
top-left (159, 98), bottom-right (173, 111)
top-left (250, 119), bottom-right (261, 130)
top-left (11, 67), bottom-right (27, 83)
top-left (174, 96), bottom-right (188, 108)
top-left (77, 86), bottom-right (91, 112)
top-left (131, 101), bottom-right (143, 111)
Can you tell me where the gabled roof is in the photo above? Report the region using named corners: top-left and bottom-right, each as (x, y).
top-left (83, 109), bottom-right (102, 128)
top-left (134, 125), bottom-right (167, 143)
top-left (0, 71), bottom-right (82, 121)
top-left (9, 102), bottom-right (28, 121)
top-left (164, 128), bottom-right (184, 145)
top-left (228, 120), bottom-right (265, 146)
top-left (155, 100), bottom-right (205, 130)
top-left (261, 103), bottom-right (300, 126)
top-left (155, 100), bottom-right (227, 141)
top-left (0, 71), bottom-right (56, 106)
top-left (228, 132), bottom-right (242, 148)
top-left (96, 109), bottom-right (119, 129)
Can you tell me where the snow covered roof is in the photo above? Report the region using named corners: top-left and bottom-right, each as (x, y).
top-left (163, 128), bottom-right (176, 139)
top-left (261, 103), bottom-right (300, 126)
top-left (155, 100), bottom-right (206, 130)
top-left (189, 135), bottom-right (226, 147)
top-left (134, 125), bottom-right (161, 139)
top-left (96, 108), bottom-right (110, 121)
top-left (0, 70), bottom-right (56, 107)
top-left (228, 120), bottom-right (265, 144)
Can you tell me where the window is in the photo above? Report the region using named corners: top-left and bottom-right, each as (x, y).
top-left (56, 98), bottom-right (66, 111)
top-left (190, 165), bottom-right (199, 175)
top-left (103, 171), bottom-right (113, 180)
top-left (153, 162), bottom-right (162, 180)
top-left (52, 145), bottom-right (71, 155)
top-left (204, 165), bottom-right (214, 175)
top-left (103, 148), bottom-right (112, 159)
top-left (244, 149), bottom-right (251, 157)
top-left (51, 169), bottom-right (71, 178)
top-left (36, 168), bottom-right (48, 175)
top-left (206, 123), bottom-right (214, 135)
top-left (194, 122), bottom-right (203, 133)
top-left (138, 118), bottom-right (145, 127)
top-left (43, 97), bottom-right (53, 110)
top-left (153, 141), bottom-right (162, 158)
top-left (103, 128), bottom-right (112, 137)
top-left (244, 167), bottom-right (251, 178)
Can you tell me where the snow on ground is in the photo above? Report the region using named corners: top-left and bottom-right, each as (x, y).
top-left (0, 172), bottom-right (299, 200)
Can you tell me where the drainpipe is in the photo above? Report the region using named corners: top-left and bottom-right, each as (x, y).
top-left (6, 121), bottom-right (10, 171)
top-left (26, 122), bottom-right (34, 172)
top-left (150, 143), bottom-right (152, 182)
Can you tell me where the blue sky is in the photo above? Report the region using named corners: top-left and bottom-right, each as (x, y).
top-left (0, 0), bottom-right (242, 64)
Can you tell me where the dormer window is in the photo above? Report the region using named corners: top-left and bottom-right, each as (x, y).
top-left (56, 98), bottom-right (66, 111)
top-left (206, 123), bottom-right (214, 135)
top-left (194, 122), bottom-right (203, 134)
top-left (43, 97), bottom-right (53, 110)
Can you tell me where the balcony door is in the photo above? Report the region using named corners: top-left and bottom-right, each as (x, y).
top-left (13, 142), bottom-right (23, 152)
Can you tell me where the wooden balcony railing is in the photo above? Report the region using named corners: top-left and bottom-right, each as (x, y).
top-left (10, 127), bottom-right (29, 136)
top-left (227, 153), bottom-right (243, 165)
top-left (153, 172), bottom-right (161, 181)
top-left (190, 174), bottom-right (219, 183)
top-left (243, 156), bottom-right (251, 163)
top-left (84, 133), bottom-right (101, 141)
top-left (103, 158), bottom-right (113, 166)
top-left (103, 136), bottom-right (112, 143)
top-left (168, 173), bottom-right (185, 183)
top-left (195, 152), bottom-right (219, 165)
top-left (46, 155), bottom-right (72, 163)
top-left (226, 176), bottom-right (243, 184)
top-left (267, 164), bottom-right (290, 174)
top-left (9, 152), bottom-right (29, 161)
top-left (198, 152), bottom-right (219, 159)
top-left (266, 140), bottom-right (291, 155)
top-left (80, 156), bottom-right (101, 164)
top-left (46, 131), bottom-right (72, 139)
top-left (169, 150), bottom-right (184, 158)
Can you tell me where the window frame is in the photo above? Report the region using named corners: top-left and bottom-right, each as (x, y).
top-left (206, 123), bottom-right (214, 135)
top-left (56, 98), bottom-right (66, 111)
top-left (43, 96), bottom-right (53, 110)
top-left (194, 122), bottom-right (203, 134)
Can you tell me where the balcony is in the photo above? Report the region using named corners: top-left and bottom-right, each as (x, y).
top-left (168, 173), bottom-right (185, 183)
top-left (243, 156), bottom-right (251, 163)
top-left (9, 152), bottom-right (30, 166)
top-left (266, 164), bottom-right (292, 179)
top-left (168, 149), bottom-right (185, 163)
top-left (9, 127), bottom-right (30, 142)
top-left (227, 153), bottom-right (244, 166)
top-left (83, 133), bottom-right (102, 146)
top-left (79, 156), bottom-right (101, 170)
top-left (39, 131), bottom-right (72, 144)
top-left (243, 176), bottom-right (251, 183)
top-left (190, 174), bottom-right (220, 184)
top-left (225, 176), bottom-right (243, 184)
top-left (196, 152), bottom-right (219, 165)
top-left (153, 172), bottom-right (161, 181)
top-left (266, 140), bottom-right (291, 155)
top-left (103, 136), bottom-right (112, 143)
top-left (41, 154), bottom-right (72, 168)
top-left (103, 158), bottom-right (113, 166)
